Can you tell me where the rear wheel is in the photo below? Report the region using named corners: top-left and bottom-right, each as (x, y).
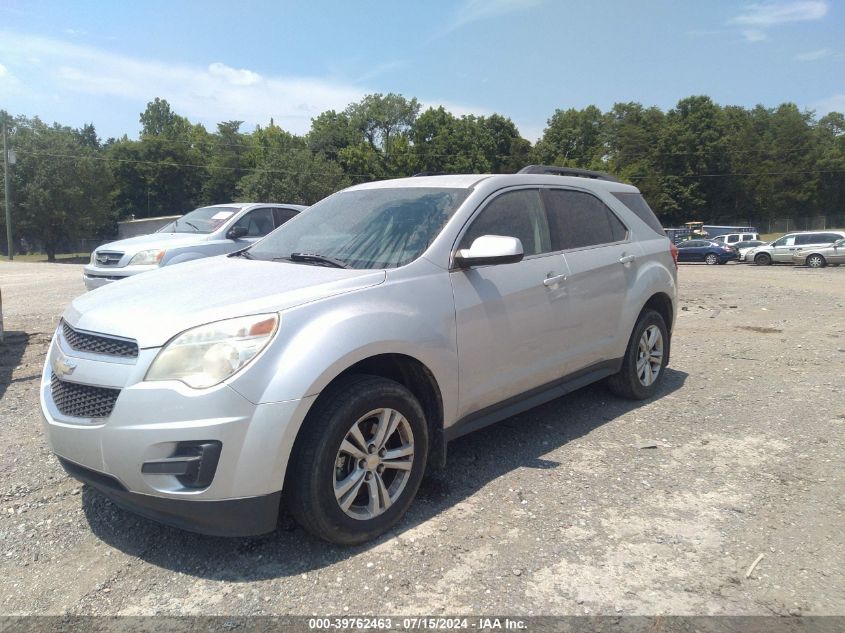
top-left (806, 254), bottom-right (826, 268)
top-left (607, 309), bottom-right (669, 400)
top-left (754, 253), bottom-right (772, 266)
top-left (286, 374), bottom-right (428, 545)
top-left (705, 253), bottom-right (719, 265)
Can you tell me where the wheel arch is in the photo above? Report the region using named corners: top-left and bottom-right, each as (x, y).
top-left (642, 291), bottom-right (674, 333)
top-left (282, 353), bottom-right (447, 491)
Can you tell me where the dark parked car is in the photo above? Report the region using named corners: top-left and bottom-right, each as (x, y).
top-left (676, 239), bottom-right (737, 265)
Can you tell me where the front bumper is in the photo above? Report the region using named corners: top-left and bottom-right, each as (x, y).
top-left (40, 330), bottom-right (316, 536)
top-left (58, 456), bottom-right (282, 536)
top-left (82, 264), bottom-right (156, 290)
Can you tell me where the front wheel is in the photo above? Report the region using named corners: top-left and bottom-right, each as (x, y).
top-left (705, 253), bottom-right (719, 265)
top-left (606, 309), bottom-right (669, 400)
top-left (286, 374), bottom-right (428, 545)
top-left (754, 253), bottom-right (772, 266)
top-left (806, 254), bottom-right (826, 268)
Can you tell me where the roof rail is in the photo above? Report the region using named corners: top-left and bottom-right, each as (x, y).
top-left (517, 164), bottom-right (621, 183)
top-left (412, 171), bottom-right (448, 177)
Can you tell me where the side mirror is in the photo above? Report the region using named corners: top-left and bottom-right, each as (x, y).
top-left (454, 235), bottom-right (524, 268)
top-left (227, 226), bottom-right (249, 240)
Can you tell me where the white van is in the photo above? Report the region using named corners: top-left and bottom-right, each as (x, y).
top-left (712, 232), bottom-right (759, 245)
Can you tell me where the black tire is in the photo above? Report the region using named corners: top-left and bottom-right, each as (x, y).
top-left (606, 309), bottom-right (669, 400)
top-left (806, 254), bottom-right (826, 268)
top-left (705, 253), bottom-right (719, 265)
top-left (754, 253), bottom-right (772, 266)
top-left (286, 374), bottom-right (428, 545)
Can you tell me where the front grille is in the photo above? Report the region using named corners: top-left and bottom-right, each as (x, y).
top-left (50, 374), bottom-right (121, 419)
top-left (93, 251), bottom-right (123, 267)
top-left (62, 322), bottom-right (138, 358)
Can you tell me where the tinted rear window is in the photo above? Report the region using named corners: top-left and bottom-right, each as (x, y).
top-left (611, 192), bottom-right (665, 236)
top-left (543, 189), bottom-right (627, 251)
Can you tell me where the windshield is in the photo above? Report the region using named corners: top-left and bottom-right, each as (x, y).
top-left (248, 187), bottom-right (470, 269)
top-left (158, 206), bottom-right (240, 234)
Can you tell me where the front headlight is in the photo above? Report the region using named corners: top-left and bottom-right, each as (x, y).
top-left (129, 249), bottom-right (166, 266)
top-left (145, 314), bottom-right (279, 389)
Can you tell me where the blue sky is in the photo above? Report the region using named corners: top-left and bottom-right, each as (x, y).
top-left (0, 0), bottom-right (842, 142)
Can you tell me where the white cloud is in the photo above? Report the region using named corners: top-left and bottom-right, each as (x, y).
top-left (207, 62), bottom-right (261, 86)
top-left (0, 62), bottom-right (7, 78)
top-left (731, 1), bottom-right (828, 26)
top-left (794, 47), bottom-right (833, 61)
top-left (812, 94), bottom-right (845, 115)
top-left (742, 29), bottom-right (768, 41)
top-left (730, 1), bottom-right (828, 41)
top-left (0, 32), bottom-right (488, 136)
top-left (440, 0), bottom-right (545, 35)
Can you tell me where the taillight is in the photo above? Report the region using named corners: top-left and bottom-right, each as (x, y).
top-left (670, 242), bottom-right (679, 267)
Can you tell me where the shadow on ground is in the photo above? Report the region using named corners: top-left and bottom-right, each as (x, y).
top-left (82, 368), bottom-right (688, 581)
top-left (0, 331), bottom-right (32, 400)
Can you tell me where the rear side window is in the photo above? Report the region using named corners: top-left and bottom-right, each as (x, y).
top-left (273, 207), bottom-right (299, 226)
top-left (232, 208), bottom-right (276, 237)
top-left (460, 189), bottom-right (551, 256)
top-left (611, 192), bottom-right (665, 236)
top-left (543, 189), bottom-right (628, 251)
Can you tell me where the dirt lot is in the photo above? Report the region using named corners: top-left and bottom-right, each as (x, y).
top-left (0, 260), bottom-right (843, 616)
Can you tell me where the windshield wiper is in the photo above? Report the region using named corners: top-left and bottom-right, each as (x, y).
top-left (229, 248), bottom-right (255, 259)
top-left (285, 252), bottom-right (350, 269)
top-left (183, 220), bottom-right (200, 231)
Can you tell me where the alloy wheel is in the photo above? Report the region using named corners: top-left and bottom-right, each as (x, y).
top-left (333, 408), bottom-right (415, 520)
top-left (636, 325), bottom-right (663, 387)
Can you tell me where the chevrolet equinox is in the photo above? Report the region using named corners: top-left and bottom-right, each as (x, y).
top-left (41, 166), bottom-right (678, 545)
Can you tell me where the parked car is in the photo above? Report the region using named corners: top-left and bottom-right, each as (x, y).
top-left (745, 230), bottom-right (845, 266)
top-left (712, 232), bottom-right (760, 245)
top-left (791, 237), bottom-right (845, 268)
top-left (675, 239), bottom-right (738, 265)
top-left (41, 166), bottom-right (678, 544)
top-left (734, 239), bottom-right (767, 262)
top-left (83, 203), bottom-right (307, 290)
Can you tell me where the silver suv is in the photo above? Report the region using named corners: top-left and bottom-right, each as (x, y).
top-left (83, 203), bottom-right (306, 290)
top-left (41, 166), bottom-right (678, 544)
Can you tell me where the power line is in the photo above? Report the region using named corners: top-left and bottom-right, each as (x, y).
top-left (105, 132), bottom-right (822, 161)
top-left (12, 148), bottom-right (376, 179)
top-left (12, 147), bottom-right (845, 181)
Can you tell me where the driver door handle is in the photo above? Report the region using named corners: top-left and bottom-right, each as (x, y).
top-left (543, 273), bottom-right (567, 287)
top-left (619, 254), bottom-right (635, 265)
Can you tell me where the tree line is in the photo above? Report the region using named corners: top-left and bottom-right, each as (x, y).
top-left (1, 94), bottom-right (844, 260)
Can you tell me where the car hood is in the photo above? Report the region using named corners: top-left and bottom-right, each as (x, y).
top-left (95, 232), bottom-right (210, 254)
top-left (64, 257), bottom-right (387, 348)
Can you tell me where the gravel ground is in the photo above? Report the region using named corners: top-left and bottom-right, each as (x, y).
top-left (0, 260), bottom-right (843, 616)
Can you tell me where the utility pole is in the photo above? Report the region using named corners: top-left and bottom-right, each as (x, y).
top-left (3, 122), bottom-right (12, 261)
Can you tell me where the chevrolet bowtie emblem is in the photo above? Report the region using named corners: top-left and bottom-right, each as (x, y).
top-left (52, 353), bottom-right (77, 378)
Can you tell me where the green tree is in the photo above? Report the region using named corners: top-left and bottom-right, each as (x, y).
top-left (238, 123), bottom-right (350, 204)
top-left (8, 118), bottom-right (113, 260)
top-left (533, 105), bottom-right (604, 167)
top-left (307, 110), bottom-right (358, 162)
top-left (201, 120), bottom-right (248, 205)
top-left (345, 93), bottom-right (420, 157)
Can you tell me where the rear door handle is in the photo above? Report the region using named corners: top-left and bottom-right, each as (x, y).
top-left (619, 254), bottom-right (635, 265)
top-left (543, 273), bottom-right (567, 287)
